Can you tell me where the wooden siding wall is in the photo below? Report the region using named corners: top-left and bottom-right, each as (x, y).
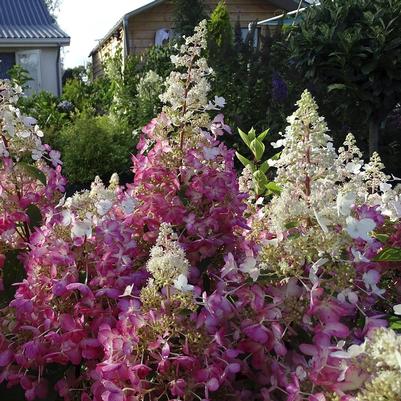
top-left (127, 0), bottom-right (283, 55)
top-left (92, 27), bottom-right (124, 77)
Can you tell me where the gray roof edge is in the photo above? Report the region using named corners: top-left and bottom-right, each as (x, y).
top-left (52, 24), bottom-right (71, 40)
top-left (0, 38), bottom-right (70, 46)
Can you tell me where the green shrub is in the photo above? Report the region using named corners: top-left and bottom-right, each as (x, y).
top-left (104, 45), bottom-right (175, 130)
top-left (206, 2), bottom-right (304, 160)
top-left (289, 0), bottom-right (401, 156)
top-left (59, 114), bottom-right (133, 186)
top-left (18, 91), bottom-right (71, 150)
top-left (63, 75), bottom-right (113, 115)
top-left (136, 70), bottom-right (164, 128)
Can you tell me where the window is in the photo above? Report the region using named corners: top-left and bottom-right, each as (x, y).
top-left (16, 50), bottom-right (41, 94)
top-left (155, 29), bottom-right (172, 46)
top-left (0, 53), bottom-right (16, 79)
top-left (240, 27), bottom-right (261, 48)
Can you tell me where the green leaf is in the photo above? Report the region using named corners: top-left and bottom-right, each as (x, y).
top-left (327, 83), bottom-right (347, 92)
top-left (238, 128), bottom-right (251, 147)
top-left (0, 250), bottom-right (26, 306)
top-left (177, 186), bottom-right (190, 207)
top-left (285, 221), bottom-right (298, 229)
top-left (17, 162), bottom-right (47, 186)
top-left (253, 170), bottom-right (268, 186)
top-left (248, 127), bottom-right (256, 141)
top-left (259, 160), bottom-right (270, 174)
top-left (266, 182), bottom-right (282, 195)
top-left (389, 316), bottom-right (401, 332)
top-left (372, 233), bottom-right (389, 243)
top-left (253, 171), bottom-right (269, 195)
top-left (374, 247), bottom-right (401, 262)
top-left (26, 204), bottom-right (43, 230)
top-left (236, 151), bottom-right (252, 167)
top-left (361, 61), bottom-right (377, 75)
top-left (250, 139), bottom-right (265, 161)
top-left (257, 128), bottom-right (270, 142)
top-left (271, 151), bottom-right (282, 161)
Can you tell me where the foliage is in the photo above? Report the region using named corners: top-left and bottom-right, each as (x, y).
top-left (173, 0), bottom-right (207, 36)
top-left (63, 71), bottom-right (113, 115)
top-left (206, 2), bottom-right (303, 160)
top-left (59, 114), bottom-right (132, 185)
top-left (135, 70), bottom-right (164, 128)
top-left (207, 0), bottom-right (233, 60)
top-left (289, 0), bottom-right (401, 155)
top-left (62, 65), bottom-right (88, 86)
top-left (17, 91), bottom-right (72, 149)
top-left (235, 127), bottom-right (279, 197)
top-left (43, 0), bottom-right (62, 16)
top-left (104, 45), bottom-right (176, 130)
top-left (7, 65), bottom-right (32, 90)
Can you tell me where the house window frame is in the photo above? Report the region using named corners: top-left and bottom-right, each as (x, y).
top-left (240, 27), bottom-right (261, 48)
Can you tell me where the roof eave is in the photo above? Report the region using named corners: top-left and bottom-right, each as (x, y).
top-left (0, 38), bottom-right (70, 46)
top-left (89, 18), bottom-right (123, 57)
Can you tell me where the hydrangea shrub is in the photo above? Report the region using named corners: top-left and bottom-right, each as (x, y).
top-left (0, 21), bottom-right (400, 401)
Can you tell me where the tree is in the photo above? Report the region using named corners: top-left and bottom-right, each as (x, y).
top-left (207, 0), bottom-right (233, 61)
top-left (44, 0), bottom-right (62, 16)
top-left (173, 0), bottom-right (207, 36)
top-left (289, 0), bottom-right (401, 155)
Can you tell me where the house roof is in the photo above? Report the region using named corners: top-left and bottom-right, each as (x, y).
top-left (0, 0), bottom-right (70, 45)
top-left (89, 0), bottom-right (308, 56)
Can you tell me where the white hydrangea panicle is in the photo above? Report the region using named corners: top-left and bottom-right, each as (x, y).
top-left (267, 90), bottom-right (339, 231)
top-left (158, 20), bottom-right (223, 147)
top-left (364, 152), bottom-right (389, 194)
top-left (109, 172), bottom-right (120, 189)
top-left (380, 184), bottom-right (401, 220)
top-left (362, 327), bottom-right (401, 371)
top-left (61, 175), bottom-right (123, 238)
top-left (354, 328), bottom-right (401, 401)
top-left (337, 133), bottom-right (366, 189)
top-left (0, 80), bottom-right (49, 162)
top-left (146, 223), bottom-right (190, 287)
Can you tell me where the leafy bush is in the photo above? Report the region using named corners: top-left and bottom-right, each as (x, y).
top-left (63, 73), bottom-right (113, 115)
top-left (105, 45), bottom-right (176, 130)
top-left (59, 114), bottom-right (133, 185)
top-left (289, 0), bottom-right (401, 156)
top-left (206, 1), bottom-right (304, 158)
top-left (18, 91), bottom-right (72, 149)
top-left (135, 70), bottom-right (164, 127)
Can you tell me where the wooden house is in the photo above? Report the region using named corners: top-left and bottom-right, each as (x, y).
top-left (90, 0), bottom-right (306, 78)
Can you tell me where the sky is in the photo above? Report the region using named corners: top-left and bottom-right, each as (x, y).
top-left (57, 0), bottom-right (151, 69)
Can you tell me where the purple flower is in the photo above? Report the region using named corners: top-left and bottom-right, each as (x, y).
top-left (272, 72), bottom-right (288, 103)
